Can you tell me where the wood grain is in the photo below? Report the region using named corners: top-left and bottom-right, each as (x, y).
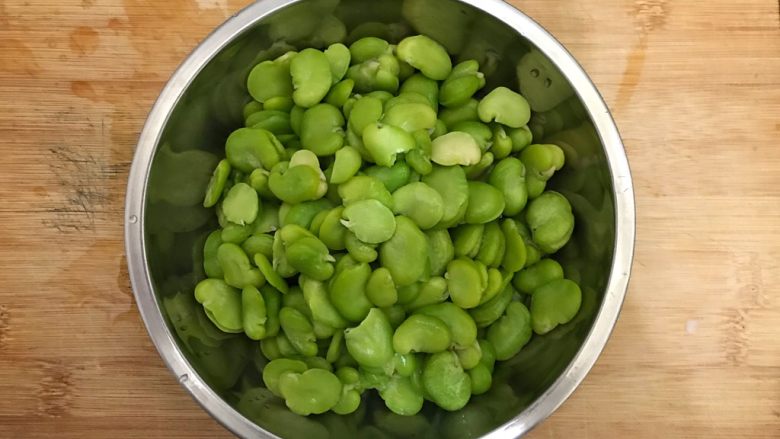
top-left (0, 0), bottom-right (778, 437)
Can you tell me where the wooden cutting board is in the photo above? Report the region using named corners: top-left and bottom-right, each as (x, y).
top-left (0, 0), bottom-right (778, 437)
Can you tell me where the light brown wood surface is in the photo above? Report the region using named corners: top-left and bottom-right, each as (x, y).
top-left (1, 0), bottom-right (778, 437)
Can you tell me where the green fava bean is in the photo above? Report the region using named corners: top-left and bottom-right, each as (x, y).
top-left (330, 146), bottom-right (362, 184)
top-left (218, 243), bottom-right (265, 289)
top-left (302, 356), bottom-right (333, 371)
top-left (393, 314), bottom-right (451, 354)
top-left (439, 98), bottom-right (479, 127)
top-left (423, 351), bottom-right (471, 411)
top-left (285, 236), bottom-right (335, 281)
top-left (344, 232), bottom-right (378, 263)
top-left (363, 161), bottom-right (411, 193)
top-left (349, 37), bottom-right (391, 63)
top-left (279, 369), bottom-right (342, 416)
top-left (324, 43), bottom-right (351, 83)
top-left (242, 286), bottom-right (267, 340)
top-left (282, 199), bottom-right (333, 230)
top-left (325, 78), bottom-right (355, 107)
top-left (203, 230), bottom-right (224, 278)
top-left (415, 302), bottom-right (477, 348)
top-left (426, 229), bottom-right (454, 277)
top-left (203, 159), bottom-right (231, 208)
top-left (513, 259), bottom-right (564, 294)
top-left (222, 183), bottom-right (260, 225)
top-left (396, 282), bottom-right (422, 306)
top-left (380, 376), bottom-right (424, 416)
top-left (501, 219), bottom-right (528, 273)
top-left (253, 253), bottom-right (289, 294)
top-left (379, 216), bottom-right (429, 287)
top-left (488, 157), bottom-right (528, 216)
top-left (422, 165), bottom-right (468, 228)
top-left (525, 191), bottom-right (575, 253)
top-left (393, 352), bottom-right (420, 377)
top-left (384, 92), bottom-right (431, 113)
top-left (308, 209), bottom-right (330, 236)
top-left (430, 132), bottom-right (482, 167)
top-left (392, 182), bottom-right (444, 230)
top-left (451, 121), bottom-right (493, 151)
top-left (263, 358), bottom-right (308, 396)
top-left (326, 330), bottom-right (344, 363)
top-left (300, 276), bottom-right (348, 329)
top-left (261, 285), bottom-right (282, 338)
top-left (382, 102), bottom-right (437, 133)
top-left (263, 96), bottom-right (294, 112)
top-left (366, 90), bottom-right (394, 103)
top-left (514, 221), bottom-right (543, 266)
top-left (464, 182), bottom-right (505, 224)
top-left (329, 258), bottom-right (373, 322)
top-left (338, 175), bottom-right (394, 209)
top-left (247, 60), bottom-right (293, 103)
top-left (290, 48), bottom-right (332, 108)
top-left (381, 305), bottom-right (407, 329)
top-left (399, 73), bottom-right (439, 109)
top-left (272, 230), bottom-right (297, 278)
top-left (290, 105), bottom-right (305, 136)
top-left (396, 35), bottom-right (452, 80)
top-left (520, 144), bottom-right (565, 181)
top-left (468, 363), bottom-right (492, 395)
top-left (248, 168), bottom-right (273, 199)
top-left (347, 57), bottom-right (400, 94)
top-left (509, 125), bottom-right (533, 152)
top-left (405, 276), bottom-right (448, 310)
top-left (366, 267), bottom-right (398, 307)
top-left (243, 100), bottom-right (263, 120)
top-left (318, 207), bottom-right (348, 251)
top-left (487, 301), bottom-right (532, 360)
top-left (279, 306), bottom-right (318, 357)
top-left (406, 148), bottom-right (432, 176)
top-left (246, 110), bottom-right (292, 135)
top-left (440, 60), bottom-right (485, 108)
top-left (301, 103), bottom-right (345, 156)
top-left (526, 173), bottom-right (547, 199)
top-left (476, 221), bottom-right (505, 268)
top-left (464, 151), bottom-right (494, 180)
top-left (344, 308), bottom-right (395, 369)
top-left (480, 268), bottom-right (507, 305)
top-left (268, 163), bottom-right (322, 204)
top-left (348, 96), bottom-right (383, 136)
top-left (221, 223), bottom-right (252, 244)
top-left (445, 258), bottom-right (484, 309)
top-left (530, 279), bottom-right (582, 335)
top-left (478, 86), bottom-right (531, 128)
top-left (226, 127), bottom-right (283, 173)
top-left (455, 339), bottom-right (482, 370)
top-left (194, 279), bottom-right (243, 333)
top-left (491, 124), bottom-right (513, 159)
top-left (469, 287), bottom-right (514, 328)
top-left (362, 122), bottom-right (416, 167)
top-left (341, 199), bottom-right (397, 244)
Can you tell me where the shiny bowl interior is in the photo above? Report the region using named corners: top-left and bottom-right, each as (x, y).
top-left (125, 0), bottom-right (635, 437)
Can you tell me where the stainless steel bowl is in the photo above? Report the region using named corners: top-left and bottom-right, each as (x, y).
top-left (125, 0), bottom-right (635, 437)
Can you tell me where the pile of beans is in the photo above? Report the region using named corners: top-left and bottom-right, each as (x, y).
top-left (195, 34), bottom-right (582, 417)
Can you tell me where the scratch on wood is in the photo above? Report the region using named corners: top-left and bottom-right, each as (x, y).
top-left (35, 360), bottom-right (74, 417)
top-left (42, 147), bottom-right (110, 233)
top-left (721, 308), bottom-right (749, 366)
top-left (0, 305), bottom-right (9, 350)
